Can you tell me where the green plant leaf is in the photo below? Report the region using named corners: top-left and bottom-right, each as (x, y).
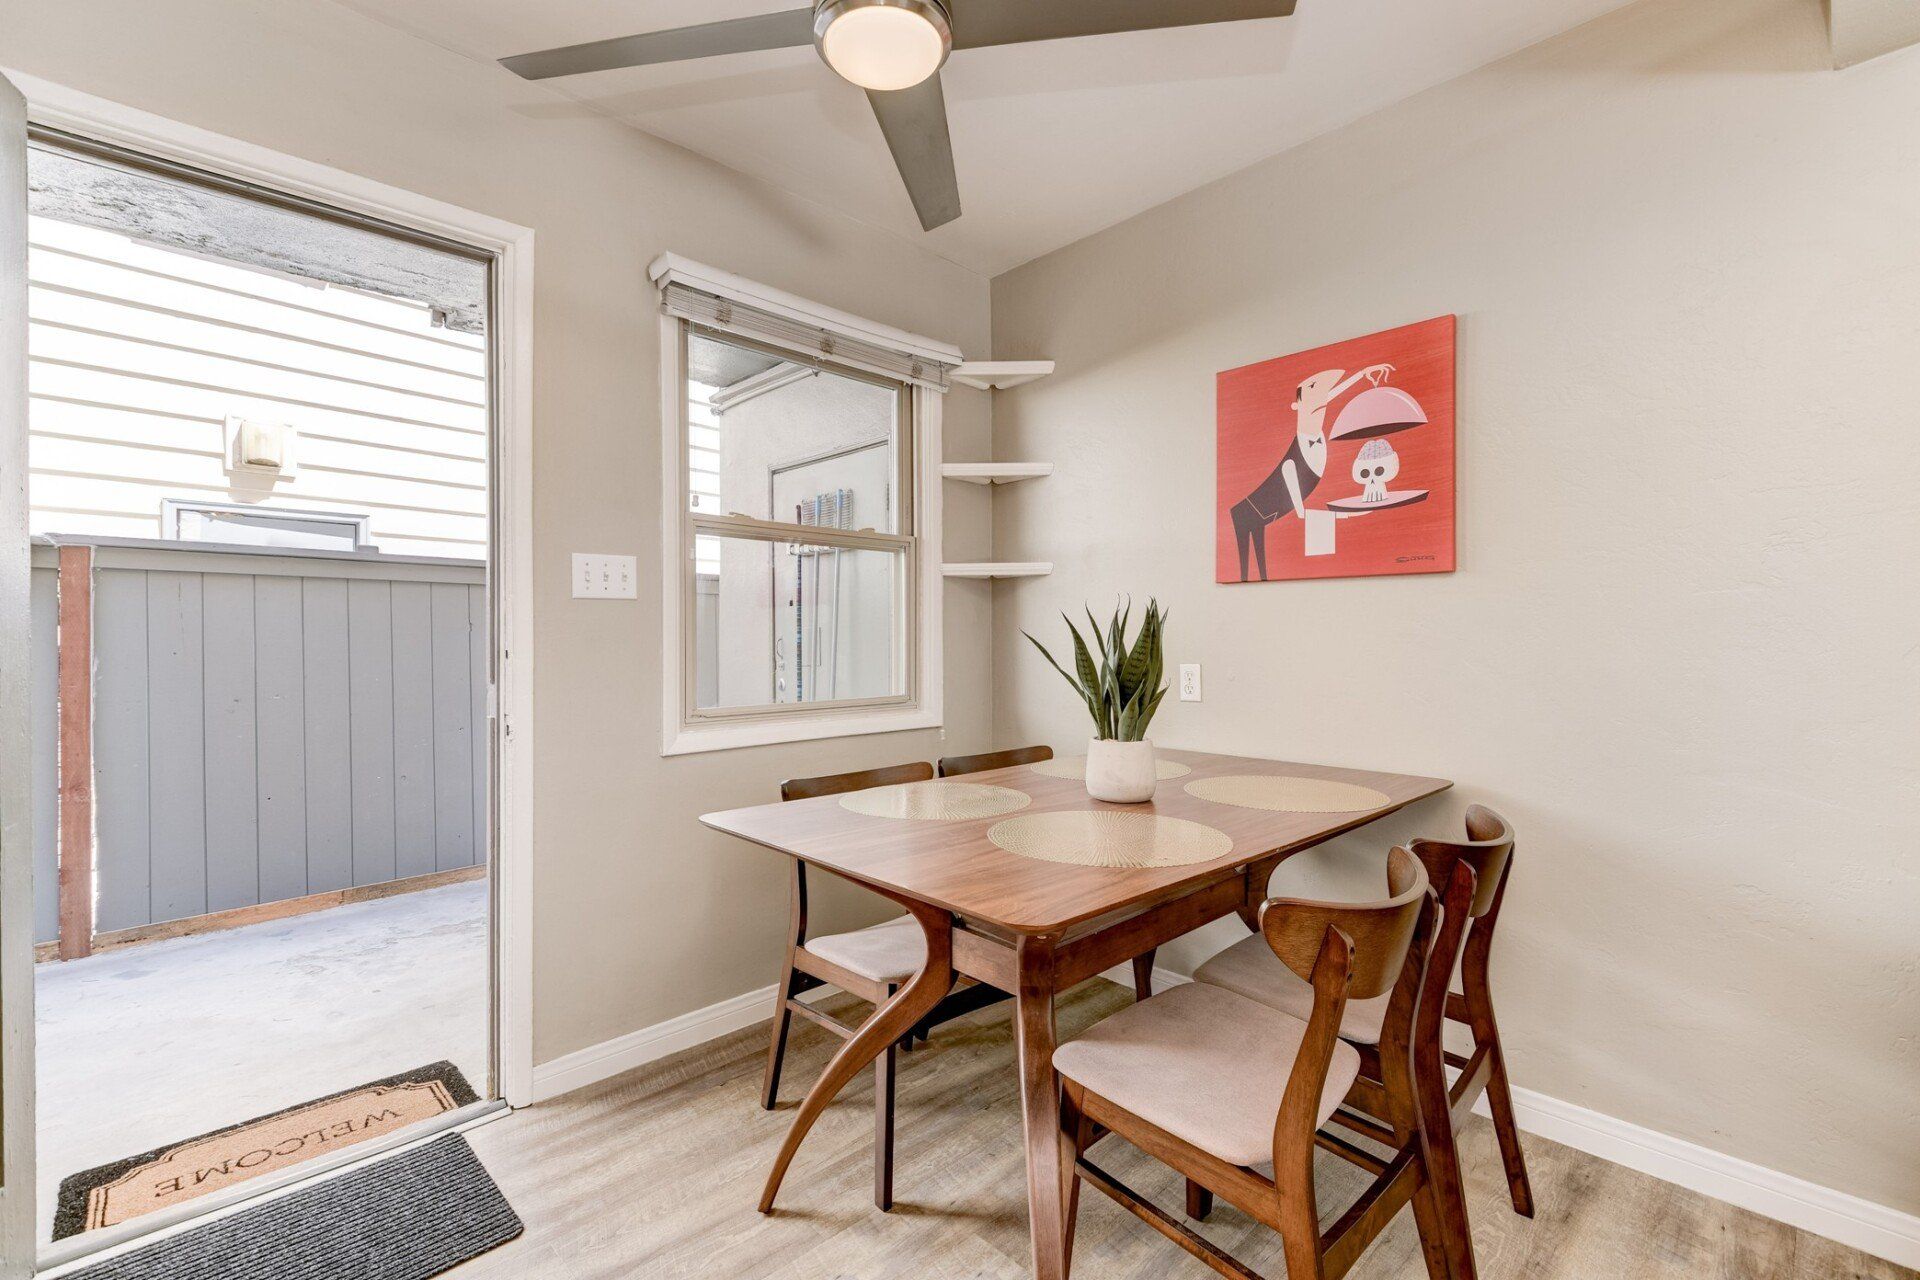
top-left (1064, 614), bottom-right (1100, 694)
top-left (1028, 597), bottom-right (1170, 740)
top-left (1082, 607), bottom-right (1110, 688)
top-left (1117, 681), bottom-right (1145, 741)
top-left (1136, 688), bottom-right (1166, 739)
top-left (1024, 631), bottom-right (1087, 699)
top-left (1119, 600), bottom-right (1158, 702)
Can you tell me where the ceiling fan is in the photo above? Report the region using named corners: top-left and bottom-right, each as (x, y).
top-left (501, 1), bottom-right (1296, 232)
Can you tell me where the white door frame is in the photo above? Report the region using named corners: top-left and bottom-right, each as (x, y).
top-left (0, 68), bottom-right (538, 1273)
top-left (1, 70), bottom-right (37, 1280)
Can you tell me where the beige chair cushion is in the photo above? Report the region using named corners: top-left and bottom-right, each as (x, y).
top-left (1052, 983), bottom-right (1360, 1168)
top-left (1195, 918), bottom-right (1470, 1046)
top-left (803, 915), bottom-right (924, 984)
top-left (1193, 935), bottom-right (1393, 1045)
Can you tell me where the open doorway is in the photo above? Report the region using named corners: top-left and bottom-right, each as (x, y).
top-left (24, 129), bottom-right (499, 1254)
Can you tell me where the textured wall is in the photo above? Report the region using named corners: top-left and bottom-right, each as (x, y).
top-left (990, 0), bottom-right (1920, 1216)
top-left (4, 0), bottom-right (995, 1069)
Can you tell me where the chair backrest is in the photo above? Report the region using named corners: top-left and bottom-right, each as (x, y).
top-left (936, 745), bottom-right (1053, 778)
top-left (1409, 803), bottom-right (1514, 919)
top-left (1258, 846), bottom-right (1428, 1002)
top-left (1262, 849), bottom-right (1429, 1171)
top-left (779, 761), bottom-right (933, 802)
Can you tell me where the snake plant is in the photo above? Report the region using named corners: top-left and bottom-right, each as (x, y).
top-left (1025, 599), bottom-right (1169, 741)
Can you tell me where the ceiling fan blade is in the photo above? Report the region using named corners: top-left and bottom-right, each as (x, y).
top-left (500, 8), bottom-right (816, 80)
top-left (867, 74), bottom-right (962, 232)
top-left (949, 0), bottom-right (1295, 51)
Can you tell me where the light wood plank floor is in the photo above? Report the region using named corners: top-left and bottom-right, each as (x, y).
top-left (458, 982), bottom-right (1911, 1280)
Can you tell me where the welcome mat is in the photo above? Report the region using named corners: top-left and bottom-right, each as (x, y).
top-left (56, 1062), bottom-right (478, 1239)
top-left (65, 1135), bottom-right (520, 1280)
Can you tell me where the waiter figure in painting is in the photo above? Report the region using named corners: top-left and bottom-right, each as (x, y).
top-left (1229, 362), bottom-right (1396, 581)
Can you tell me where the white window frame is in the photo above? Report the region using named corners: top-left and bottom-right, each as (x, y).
top-left (160, 498), bottom-right (372, 549)
top-left (653, 256), bottom-right (950, 756)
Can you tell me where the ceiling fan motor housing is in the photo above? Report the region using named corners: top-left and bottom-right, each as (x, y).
top-left (813, 0), bottom-right (954, 91)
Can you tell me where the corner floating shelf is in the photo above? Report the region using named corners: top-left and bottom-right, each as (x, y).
top-left (949, 361), bottom-right (1055, 392)
top-left (943, 358), bottom-right (1056, 581)
top-left (941, 462), bottom-right (1054, 486)
top-left (941, 562), bottom-right (1053, 579)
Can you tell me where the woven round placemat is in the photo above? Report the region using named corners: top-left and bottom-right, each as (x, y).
top-left (1029, 756), bottom-right (1192, 782)
top-left (839, 781), bottom-right (1030, 821)
top-left (1182, 775), bottom-right (1390, 813)
top-left (986, 812), bottom-right (1232, 868)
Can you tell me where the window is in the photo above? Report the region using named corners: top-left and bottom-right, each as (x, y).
top-left (684, 325), bottom-right (913, 713)
top-left (654, 256), bottom-right (957, 754)
top-left (162, 499), bottom-right (372, 551)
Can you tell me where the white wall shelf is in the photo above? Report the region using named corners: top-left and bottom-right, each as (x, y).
top-left (941, 462), bottom-right (1054, 486)
top-left (949, 361), bottom-right (1055, 391)
top-left (941, 562), bottom-right (1053, 579)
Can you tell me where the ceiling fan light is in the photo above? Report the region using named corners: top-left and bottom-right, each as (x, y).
top-left (815, 0), bottom-right (951, 92)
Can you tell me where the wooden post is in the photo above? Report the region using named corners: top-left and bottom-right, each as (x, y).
top-left (56, 544), bottom-right (94, 961)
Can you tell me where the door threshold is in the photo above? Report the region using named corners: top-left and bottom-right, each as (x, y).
top-left (36, 1098), bottom-right (510, 1276)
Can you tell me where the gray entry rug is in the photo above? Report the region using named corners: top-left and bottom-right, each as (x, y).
top-left (66, 1135), bottom-right (522, 1280)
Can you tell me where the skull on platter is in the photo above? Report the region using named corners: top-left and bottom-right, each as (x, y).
top-left (1352, 439), bottom-right (1399, 503)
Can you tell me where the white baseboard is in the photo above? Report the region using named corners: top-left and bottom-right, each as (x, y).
top-left (528, 968), bottom-right (1920, 1271)
top-left (1482, 1085), bottom-right (1920, 1270)
top-left (528, 967), bottom-right (1174, 1105)
top-left (1077, 965), bottom-right (1919, 1268)
top-left (529, 983), bottom-right (782, 1103)
top-left (1096, 962), bottom-right (1191, 994)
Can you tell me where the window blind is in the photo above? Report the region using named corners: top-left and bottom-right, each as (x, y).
top-left (662, 281), bottom-right (954, 391)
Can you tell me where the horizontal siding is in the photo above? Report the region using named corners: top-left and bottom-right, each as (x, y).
top-left (33, 218), bottom-right (483, 365)
top-left (29, 475), bottom-right (487, 550)
top-left (30, 282), bottom-right (486, 400)
top-left (26, 216), bottom-right (488, 558)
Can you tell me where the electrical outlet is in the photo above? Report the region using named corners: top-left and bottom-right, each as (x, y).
top-left (1179, 663), bottom-right (1202, 702)
top-left (572, 553), bottom-right (637, 599)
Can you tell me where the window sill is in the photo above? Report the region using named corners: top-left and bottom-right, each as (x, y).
top-left (663, 704), bottom-right (941, 757)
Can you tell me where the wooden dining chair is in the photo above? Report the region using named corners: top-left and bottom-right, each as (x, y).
top-left (763, 761), bottom-right (1007, 1212)
top-left (1053, 847), bottom-right (1470, 1280)
top-left (935, 744), bottom-right (1054, 778)
top-left (1418, 806), bottom-right (1531, 1219)
top-left (1190, 804), bottom-right (1532, 1227)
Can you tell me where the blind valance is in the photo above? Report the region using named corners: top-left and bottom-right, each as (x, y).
top-left (651, 255), bottom-right (961, 392)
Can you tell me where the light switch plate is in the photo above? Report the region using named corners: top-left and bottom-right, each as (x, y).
top-left (572, 553), bottom-right (637, 599)
top-left (1179, 664), bottom-right (1202, 702)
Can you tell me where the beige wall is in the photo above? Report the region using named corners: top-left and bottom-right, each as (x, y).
top-left (4, 0), bottom-right (996, 1068)
top-left (990, 0), bottom-right (1920, 1216)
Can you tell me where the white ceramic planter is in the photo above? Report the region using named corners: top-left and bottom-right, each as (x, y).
top-left (1085, 738), bottom-right (1157, 803)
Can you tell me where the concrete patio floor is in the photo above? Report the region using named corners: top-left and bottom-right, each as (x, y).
top-left (33, 879), bottom-right (489, 1243)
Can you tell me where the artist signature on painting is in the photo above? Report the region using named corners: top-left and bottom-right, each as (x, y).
top-left (1395, 554), bottom-right (1435, 564)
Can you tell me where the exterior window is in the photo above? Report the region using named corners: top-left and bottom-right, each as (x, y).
top-left (162, 500), bottom-right (372, 551)
top-left (679, 324), bottom-right (916, 723)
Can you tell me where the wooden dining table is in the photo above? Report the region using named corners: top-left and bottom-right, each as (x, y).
top-left (701, 748), bottom-right (1450, 1280)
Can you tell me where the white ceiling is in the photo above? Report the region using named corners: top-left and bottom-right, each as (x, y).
top-left (338, 0), bottom-right (1632, 276)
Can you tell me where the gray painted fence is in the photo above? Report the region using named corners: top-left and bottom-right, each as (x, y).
top-left (31, 540), bottom-right (487, 942)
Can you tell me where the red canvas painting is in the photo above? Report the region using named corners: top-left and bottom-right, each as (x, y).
top-left (1216, 316), bottom-right (1456, 583)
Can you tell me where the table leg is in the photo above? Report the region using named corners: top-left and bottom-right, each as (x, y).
top-left (759, 899), bottom-right (953, 1214)
top-left (1238, 856), bottom-right (1284, 931)
top-left (1015, 934), bottom-right (1071, 1280)
top-left (1129, 951), bottom-right (1155, 1000)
